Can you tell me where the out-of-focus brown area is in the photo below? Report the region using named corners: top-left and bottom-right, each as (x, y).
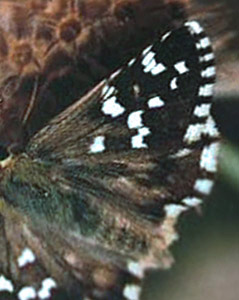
top-left (143, 1), bottom-right (239, 299)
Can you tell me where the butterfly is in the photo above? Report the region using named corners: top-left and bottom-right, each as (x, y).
top-left (0, 14), bottom-right (220, 300)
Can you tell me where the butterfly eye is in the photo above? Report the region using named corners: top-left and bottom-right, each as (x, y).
top-left (58, 17), bottom-right (82, 43)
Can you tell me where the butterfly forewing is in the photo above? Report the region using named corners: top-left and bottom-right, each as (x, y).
top-left (0, 20), bottom-right (219, 300)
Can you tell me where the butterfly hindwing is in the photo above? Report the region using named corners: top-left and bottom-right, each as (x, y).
top-left (0, 20), bottom-right (219, 300)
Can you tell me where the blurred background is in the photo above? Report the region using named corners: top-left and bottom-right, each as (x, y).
top-left (143, 0), bottom-right (239, 299)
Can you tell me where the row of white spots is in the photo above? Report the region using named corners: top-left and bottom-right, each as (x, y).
top-left (131, 127), bottom-right (151, 149)
top-left (123, 284), bottom-right (142, 300)
top-left (170, 61), bottom-right (188, 92)
top-left (169, 60), bottom-right (189, 91)
top-left (38, 278), bottom-right (57, 299)
top-left (0, 275), bottom-right (56, 300)
top-left (142, 51), bottom-right (155, 67)
top-left (18, 278), bottom-right (57, 300)
top-left (185, 142), bottom-right (220, 206)
top-left (142, 50), bottom-right (167, 76)
top-left (169, 144), bottom-right (219, 207)
top-left (18, 248), bottom-right (36, 268)
top-left (127, 110), bottom-right (144, 129)
top-left (185, 21), bottom-right (212, 53)
top-left (127, 110), bottom-right (151, 149)
top-left (160, 20), bottom-right (219, 249)
top-left (191, 142), bottom-right (220, 201)
top-left (101, 85), bottom-right (126, 118)
top-left (184, 115), bottom-right (219, 144)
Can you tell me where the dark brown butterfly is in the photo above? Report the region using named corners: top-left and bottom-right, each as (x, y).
top-left (0, 13), bottom-right (220, 299)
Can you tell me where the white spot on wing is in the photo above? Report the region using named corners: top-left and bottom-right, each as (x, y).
top-left (123, 284), bottom-right (141, 300)
top-left (199, 84), bottom-right (214, 97)
top-left (182, 197), bottom-right (202, 207)
top-left (127, 261), bottom-right (144, 278)
top-left (89, 136), bottom-right (105, 153)
top-left (102, 96), bottom-right (125, 118)
top-left (200, 142), bottom-right (220, 173)
top-left (184, 116), bottom-right (219, 144)
top-left (193, 103), bottom-right (211, 118)
top-left (0, 275), bottom-right (14, 292)
top-left (174, 61), bottom-right (189, 74)
top-left (199, 53), bottom-right (215, 62)
top-left (185, 20), bottom-right (204, 35)
top-left (133, 84), bottom-right (140, 96)
top-left (201, 66), bottom-right (216, 78)
top-left (18, 287), bottom-right (37, 300)
top-left (170, 77), bottom-right (178, 90)
top-left (170, 148), bottom-right (192, 158)
top-left (164, 204), bottom-right (187, 218)
top-left (142, 45), bottom-right (153, 56)
top-left (148, 96), bottom-right (164, 108)
top-left (199, 37), bottom-right (211, 49)
top-left (196, 43), bottom-right (202, 50)
top-left (143, 58), bottom-right (157, 73)
top-left (194, 178), bottom-right (214, 195)
top-left (18, 248), bottom-right (36, 268)
top-left (102, 85), bottom-right (115, 98)
top-left (142, 51), bottom-right (155, 67)
top-left (184, 123), bottom-right (204, 143)
top-left (131, 127), bottom-right (150, 149)
top-left (161, 30), bottom-right (171, 41)
top-left (38, 278), bottom-right (57, 299)
top-left (127, 110), bottom-right (144, 129)
top-left (205, 116), bottom-right (220, 138)
top-left (101, 84), bottom-right (109, 96)
top-left (151, 62), bottom-right (166, 75)
top-left (109, 68), bottom-right (122, 80)
top-left (128, 58), bottom-right (136, 67)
